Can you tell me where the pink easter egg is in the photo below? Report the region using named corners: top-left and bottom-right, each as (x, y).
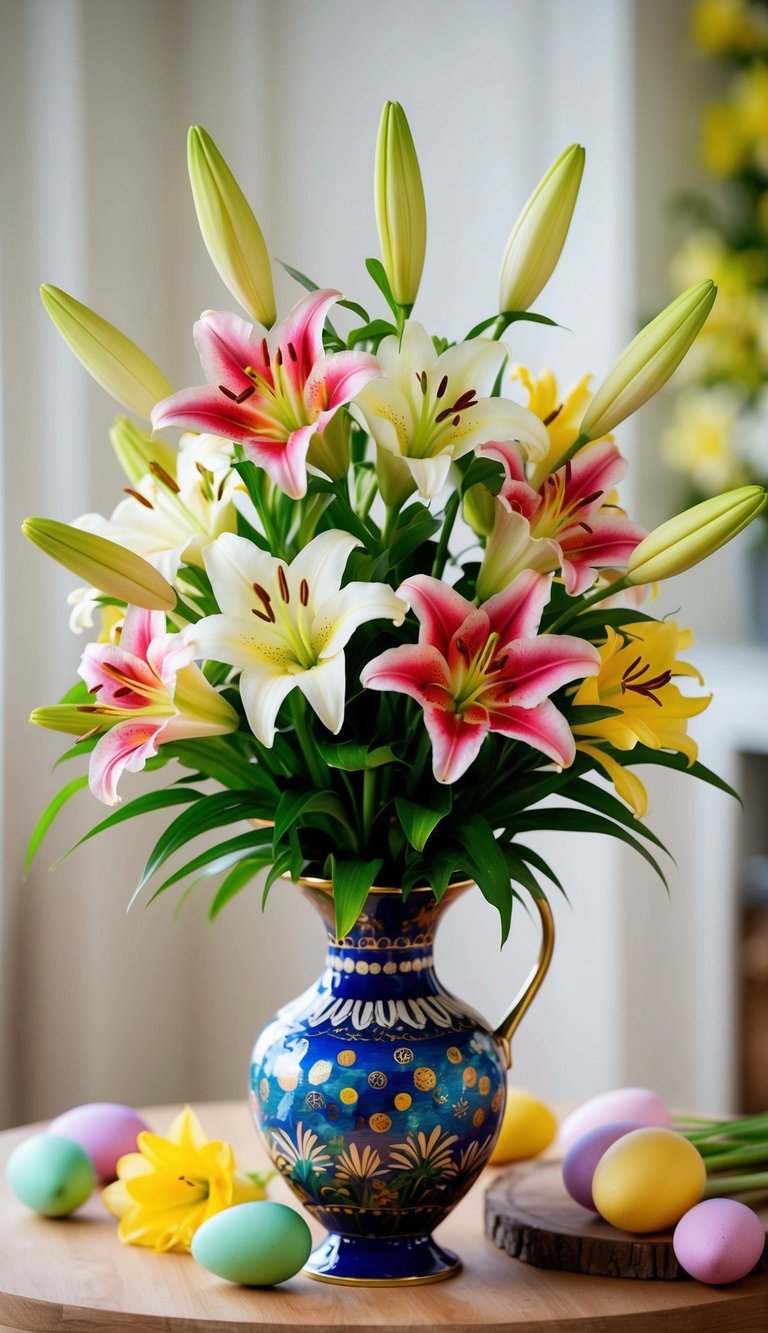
top-left (673, 1198), bottom-right (766, 1285)
top-left (49, 1103), bottom-right (148, 1179)
top-left (559, 1087), bottom-right (672, 1153)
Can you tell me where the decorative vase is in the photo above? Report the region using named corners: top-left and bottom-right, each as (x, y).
top-left (249, 879), bottom-right (554, 1285)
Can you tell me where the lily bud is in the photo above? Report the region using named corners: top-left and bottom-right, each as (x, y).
top-left (307, 409), bottom-right (351, 482)
top-left (40, 285), bottom-right (172, 421)
top-left (187, 126), bottom-right (276, 328)
top-left (375, 101), bottom-right (427, 309)
top-left (22, 517), bottom-right (176, 611)
top-left (498, 144), bottom-right (585, 314)
top-left (626, 485), bottom-right (767, 584)
top-left (109, 416), bottom-right (177, 485)
top-left (580, 280), bottom-right (717, 441)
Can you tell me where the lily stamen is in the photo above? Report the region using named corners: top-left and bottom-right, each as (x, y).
top-left (252, 582), bottom-right (276, 624)
top-left (277, 566), bottom-right (290, 604)
top-left (149, 461), bottom-right (181, 494)
top-left (124, 488), bottom-right (154, 510)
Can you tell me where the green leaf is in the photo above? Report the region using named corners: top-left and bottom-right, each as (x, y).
top-left (324, 492), bottom-right (380, 553)
top-left (395, 788), bottom-right (452, 853)
top-left (610, 746), bottom-right (741, 803)
top-left (317, 741), bottom-right (399, 771)
top-left (26, 775), bottom-right (89, 871)
top-left (276, 259), bottom-right (320, 292)
top-left (365, 258), bottom-right (401, 321)
top-left (331, 857), bottom-right (383, 937)
top-left (273, 788), bottom-right (353, 846)
top-left (66, 788), bottom-right (202, 861)
top-left (262, 846), bottom-right (296, 909)
top-left (388, 510), bottom-right (441, 567)
top-left (464, 314), bottom-right (498, 340)
top-left (454, 814), bottom-right (513, 943)
top-left (337, 297), bottom-right (371, 322)
top-left (460, 456), bottom-right (505, 496)
top-left (510, 843), bottom-right (564, 894)
top-left (510, 807), bottom-right (669, 889)
top-left (147, 829), bottom-right (273, 901)
top-left (422, 849), bottom-right (464, 900)
top-left (165, 739), bottom-right (276, 793)
top-left (347, 318), bottom-right (398, 349)
top-left (131, 790), bottom-right (273, 903)
top-left (566, 705), bottom-right (624, 725)
top-left (209, 857), bottom-right (270, 921)
top-left (501, 309), bottom-right (561, 328)
top-left (563, 777), bottom-right (671, 855)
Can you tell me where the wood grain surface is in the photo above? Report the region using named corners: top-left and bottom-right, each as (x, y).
top-left (485, 1159), bottom-right (768, 1280)
top-left (0, 1101), bottom-right (767, 1332)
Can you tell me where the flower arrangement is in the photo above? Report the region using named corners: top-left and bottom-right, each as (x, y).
top-left (25, 105), bottom-right (767, 941)
top-left (662, 0), bottom-right (768, 516)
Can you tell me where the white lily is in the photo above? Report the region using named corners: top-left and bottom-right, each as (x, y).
top-left (186, 530), bottom-right (407, 745)
top-left (75, 434), bottom-right (240, 585)
top-left (354, 322), bottom-right (548, 499)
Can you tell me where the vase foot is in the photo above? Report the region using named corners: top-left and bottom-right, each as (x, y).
top-left (304, 1232), bottom-right (462, 1285)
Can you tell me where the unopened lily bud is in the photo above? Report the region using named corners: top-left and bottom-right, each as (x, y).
top-left (40, 285), bottom-right (172, 421)
top-left (109, 416), bottom-right (177, 485)
top-left (463, 483), bottom-right (497, 538)
top-left (581, 280), bottom-right (717, 441)
top-left (22, 517), bottom-right (176, 610)
top-left (498, 144), bottom-right (585, 314)
top-left (307, 409), bottom-right (351, 481)
top-left (627, 485), bottom-right (767, 584)
top-left (188, 126), bottom-right (276, 327)
top-left (375, 101), bottom-right (427, 309)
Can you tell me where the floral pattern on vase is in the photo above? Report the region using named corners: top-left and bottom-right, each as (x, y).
top-left (250, 881), bottom-right (508, 1284)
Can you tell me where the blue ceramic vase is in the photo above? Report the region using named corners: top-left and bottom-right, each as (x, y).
top-left (250, 878), bottom-right (553, 1285)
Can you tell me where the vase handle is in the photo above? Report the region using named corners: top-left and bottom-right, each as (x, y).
top-left (493, 895), bottom-right (555, 1070)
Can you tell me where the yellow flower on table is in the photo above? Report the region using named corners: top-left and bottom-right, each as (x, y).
top-left (571, 622), bottom-right (711, 818)
top-left (102, 1106), bottom-right (269, 1252)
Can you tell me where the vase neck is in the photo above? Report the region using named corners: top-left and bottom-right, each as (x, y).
top-left (297, 882), bottom-right (470, 993)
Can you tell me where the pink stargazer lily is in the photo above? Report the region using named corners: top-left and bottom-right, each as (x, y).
top-left (76, 606), bottom-right (238, 804)
top-left (477, 439), bottom-right (646, 599)
top-left (361, 572), bottom-right (600, 783)
top-left (151, 290), bottom-right (378, 500)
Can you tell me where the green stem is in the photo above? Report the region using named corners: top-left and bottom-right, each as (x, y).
top-left (551, 431), bottom-right (592, 469)
top-left (700, 1144), bottom-right (768, 1171)
top-left (546, 575), bottom-right (631, 634)
top-left (362, 769), bottom-right (376, 848)
top-left (288, 695), bottom-right (329, 789)
top-left (411, 729), bottom-right (432, 787)
top-left (704, 1170), bottom-right (768, 1198)
top-left (381, 505), bottom-right (399, 548)
top-left (431, 491), bottom-right (461, 579)
top-left (359, 474), bottom-right (378, 521)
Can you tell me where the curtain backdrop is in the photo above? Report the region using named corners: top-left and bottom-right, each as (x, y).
top-left (0, 0), bottom-right (721, 1130)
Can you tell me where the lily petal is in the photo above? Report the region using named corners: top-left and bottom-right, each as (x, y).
top-left (423, 706), bottom-right (488, 784)
top-left (239, 664), bottom-right (296, 746)
top-left (194, 309), bottom-right (272, 392)
top-left (319, 582), bottom-right (407, 659)
top-left (89, 719), bottom-right (164, 804)
top-left (296, 656), bottom-right (347, 733)
top-left (361, 643), bottom-right (452, 705)
top-left (202, 532), bottom-right (281, 619)
top-left (486, 634), bottom-right (600, 708)
top-left (270, 288), bottom-right (340, 395)
top-left (398, 576), bottom-right (477, 655)
top-left (482, 570), bottom-right (552, 645)
top-left (488, 697), bottom-right (576, 767)
top-left (305, 351), bottom-right (379, 416)
top-left (404, 452), bottom-right (454, 499)
top-left (242, 422), bottom-right (316, 499)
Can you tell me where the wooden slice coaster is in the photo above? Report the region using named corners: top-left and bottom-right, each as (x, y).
top-left (485, 1159), bottom-right (768, 1281)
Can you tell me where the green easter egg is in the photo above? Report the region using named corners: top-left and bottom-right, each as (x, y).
top-left (192, 1201), bottom-right (312, 1286)
top-left (6, 1133), bottom-right (94, 1216)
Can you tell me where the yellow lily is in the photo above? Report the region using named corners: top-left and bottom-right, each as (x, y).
top-left (571, 621), bottom-right (711, 817)
top-left (509, 365), bottom-right (607, 484)
top-left (102, 1106), bottom-right (270, 1252)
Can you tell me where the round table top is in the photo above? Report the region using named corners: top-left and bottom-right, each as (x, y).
top-left (0, 1101), bottom-right (766, 1333)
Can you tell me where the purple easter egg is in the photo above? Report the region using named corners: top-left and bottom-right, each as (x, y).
top-left (49, 1103), bottom-right (148, 1179)
top-left (562, 1121), bottom-right (645, 1210)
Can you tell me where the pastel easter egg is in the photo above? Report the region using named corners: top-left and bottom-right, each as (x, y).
top-left (49, 1103), bottom-right (148, 1179)
top-left (489, 1088), bottom-right (557, 1164)
top-left (7, 1133), bottom-right (94, 1216)
top-left (562, 1121), bottom-right (645, 1210)
top-left (559, 1087), bottom-right (672, 1153)
top-left (673, 1198), bottom-right (766, 1284)
top-left (192, 1201), bottom-right (312, 1286)
top-left (592, 1127), bottom-right (706, 1232)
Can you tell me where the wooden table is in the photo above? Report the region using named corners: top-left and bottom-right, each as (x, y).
top-left (0, 1101), bottom-right (766, 1332)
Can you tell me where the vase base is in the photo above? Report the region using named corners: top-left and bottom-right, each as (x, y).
top-left (304, 1232), bottom-right (462, 1285)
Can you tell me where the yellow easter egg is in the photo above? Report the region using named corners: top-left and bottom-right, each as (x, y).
top-left (591, 1127), bottom-right (706, 1233)
top-left (489, 1087), bottom-right (557, 1164)
top-left (339, 1087), bottom-right (358, 1105)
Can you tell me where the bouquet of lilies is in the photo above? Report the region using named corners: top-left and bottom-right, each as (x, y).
top-left (25, 105), bottom-right (767, 939)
